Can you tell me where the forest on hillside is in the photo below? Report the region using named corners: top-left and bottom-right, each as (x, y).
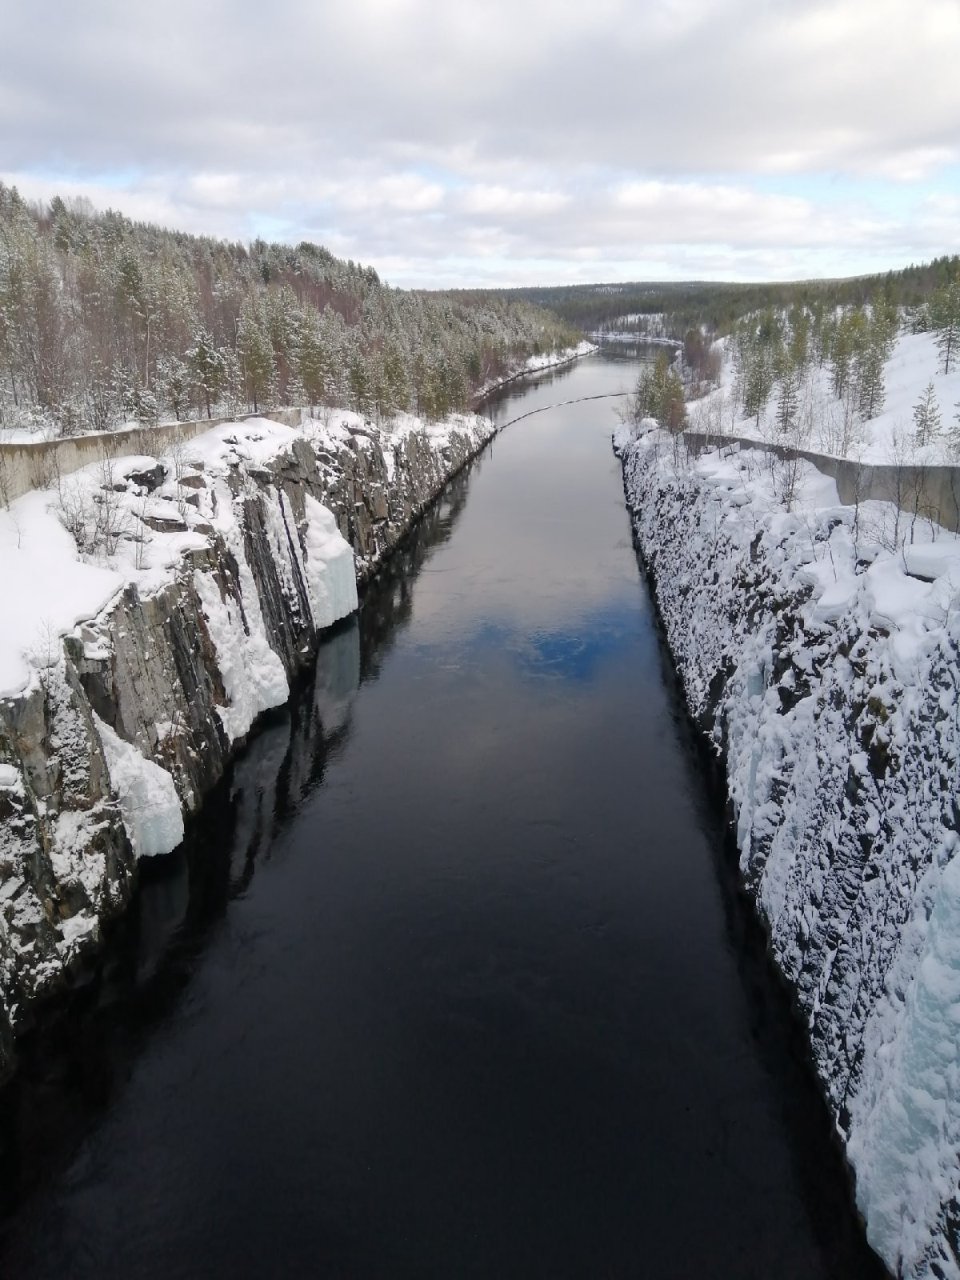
top-left (494, 257), bottom-right (960, 341)
top-left (0, 186), bottom-right (579, 437)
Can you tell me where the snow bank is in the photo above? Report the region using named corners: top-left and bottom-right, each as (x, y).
top-left (617, 427), bottom-right (960, 1279)
top-left (522, 340), bottom-right (597, 374)
top-left (0, 491), bottom-right (123, 696)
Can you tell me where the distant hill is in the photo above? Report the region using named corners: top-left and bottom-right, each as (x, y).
top-left (468, 258), bottom-right (960, 338)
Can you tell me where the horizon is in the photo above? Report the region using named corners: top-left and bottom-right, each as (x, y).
top-left (4, 181), bottom-right (948, 298)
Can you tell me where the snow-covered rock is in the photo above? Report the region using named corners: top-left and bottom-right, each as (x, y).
top-left (94, 715), bottom-right (184, 858)
top-left (616, 427), bottom-right (960, 1279)
top-left (0, 406), bottom-right (498, 1078)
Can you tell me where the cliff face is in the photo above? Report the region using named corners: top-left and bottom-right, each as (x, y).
top-left (0, 409), bottom-right (495, 1076)
top-left (615, 428), bottom-right (960, 1279)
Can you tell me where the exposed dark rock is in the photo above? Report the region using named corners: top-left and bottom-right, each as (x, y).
top-left (124, 463), bottom-right (167, 493)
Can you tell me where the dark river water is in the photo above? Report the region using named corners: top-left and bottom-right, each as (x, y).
top-left (0, 350), bottom-right (885, 1279)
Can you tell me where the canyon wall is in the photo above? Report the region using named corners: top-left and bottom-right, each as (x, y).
top-left (616, 427), bottom-right (960, 1280)
top-left (0, 409), bottom-right (496, 1076)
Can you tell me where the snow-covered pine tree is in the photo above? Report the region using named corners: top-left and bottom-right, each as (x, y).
top-left (237, 299), bottom-right (274, 413)
top-left (949, 401), bottom-right (960, 458)
top-left (931, 280), bottom-right (960, 375)
top-left (913, 381), bottom-right (942, 447)
top-left (856, 338), bottom-right (886, 421)
top-left (774, 350), bottom-right (799, 436)
top-left (186, 329), bottom-right (226, 419)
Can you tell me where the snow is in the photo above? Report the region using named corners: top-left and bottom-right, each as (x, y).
top-left (0, 764), bottom-right (21, 789)
top-left (94, 715), bottom-right (184, 858)
top-left (617, 424), bottom-right (960, 1279)
top-left (522, 340), bottom-right (597, 374)
top-left (0, 416), bottom-right (359, 698)
top-left (850, 844), bottom-right (960, 1271)
top-left (301, 494), bottom-right (359, 630)
top-left (49, 809), bottom-right (109, 903)
top-left (192, 562), bottom-right (289, 743)
top-left (0, 489), bottom-right (124, 696)
top-left (0, 424), bottom-right (59, 443)
top-left (903, 541), bottom-right (960, 584)
top-left (59, 911), bottom-right (98, 948)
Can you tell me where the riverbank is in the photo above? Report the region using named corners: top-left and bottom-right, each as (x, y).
top-left (472, 340), bottom-right (597, 407)
top-left (0, 344), bottom-right (596, 505)
top-left (0, 405), bottom-right (503, 1077)
top-left (615, 423), bottom-right (960, 1279)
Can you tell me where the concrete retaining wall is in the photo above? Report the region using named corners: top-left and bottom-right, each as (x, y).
top-left (684, 429), bottom-right (960, 534)
top-left (0, 409), bottom-right (305, 505)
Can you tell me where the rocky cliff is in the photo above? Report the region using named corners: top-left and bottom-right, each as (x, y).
top-left (0, 408), bottom-right (496, 1077)
top-left (616, 426), bottom-right (960, 1280)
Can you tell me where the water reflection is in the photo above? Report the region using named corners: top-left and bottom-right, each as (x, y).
top-left (512, 606), bottom-right (638, 683)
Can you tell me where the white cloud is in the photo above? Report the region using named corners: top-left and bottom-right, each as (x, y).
top-left (1, 0), bottom-right (959, 284)
top-left (457, 186), bottom-right (571, 217)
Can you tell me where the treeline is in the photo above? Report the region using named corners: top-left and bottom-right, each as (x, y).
top-left (0, 185), bottom-right (580, 435)
top-left (495, 256), bottom-right (960, 342)
top-left (732, 299), bottom-right (899, 435)
top-left (732, 273), bottom-right (960, 436)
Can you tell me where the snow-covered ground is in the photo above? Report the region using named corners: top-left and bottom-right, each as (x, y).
top-left (692, 329), bottom-right (960, 467)
top-left (521, 340), bottom-right (596, 374)
top-left (617, 421), bottom-right (960, 1278)
top-left (0, 417), bottom-right (170, 445)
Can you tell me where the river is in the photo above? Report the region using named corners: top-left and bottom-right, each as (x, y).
top-left (0, 349), bottom-right (885, 1278)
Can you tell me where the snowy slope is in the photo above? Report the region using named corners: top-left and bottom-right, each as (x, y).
top-left (0, 414), bottom-right (403, 698)
top-left (693, 329), bottom-right (960, 466)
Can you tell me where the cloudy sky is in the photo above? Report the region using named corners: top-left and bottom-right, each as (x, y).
top-left (1, 0), bottom-right (959, 288)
